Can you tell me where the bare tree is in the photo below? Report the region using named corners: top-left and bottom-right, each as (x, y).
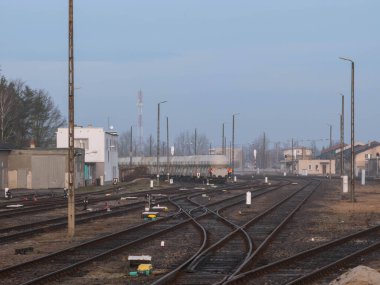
top-left (173, 130), bottom-right (210, 155)
top-left (0, 74), bottom-right (66, 148)
top-left (0, 76), bottom-right (18, 143)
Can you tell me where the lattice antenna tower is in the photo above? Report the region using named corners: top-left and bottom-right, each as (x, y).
top-left (137, 90), bottom-right (144, 156)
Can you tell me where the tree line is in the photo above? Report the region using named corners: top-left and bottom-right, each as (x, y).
top-left (118, 129), bottom-right (211, 157)
top-left (0, 73), bottom-right (66, 148)
top-left (118, 128), bottom-right (324, 170)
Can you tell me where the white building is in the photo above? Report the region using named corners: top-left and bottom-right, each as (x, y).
top-left (56, 126), bottom-right (119, 185)
top-left (283, 148), bottom-right (313, 161)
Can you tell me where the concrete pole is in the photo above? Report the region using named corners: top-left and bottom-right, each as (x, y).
top-left (341, 94), bottom-right (345, 175)
top-left (222, 123), bottom-right (224, 155)
top-left (329, 124), bottom-right (332, 179)
top-left (194, 128), bottom-right (197, 155)
top-left (232, 115), bottom-right (235, 176)
top-left (340, 57), bottom-right (355, 203)
top-left (67, 0), bottom-right (75, 238)
top-left (156, 102), bottom-right (163, 186)
top-left (291, 138), bottom-right (294, 174)
top-left (149, 134), bottom-right (152, 157)
top-left (129, 126), bottom-right (132, 167)
top-left (166, 117), bottom-right (169, 177)
top-left (350, 61), bottom-right (355, 202)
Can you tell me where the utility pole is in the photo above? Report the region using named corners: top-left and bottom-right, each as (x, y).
top-left (229, 141), bottom-right (232, 166)
top-left (222, 123), bottom-right (225, 155)
top-left (340, 93), bottom-right (345, 175)
top-left (166, 117), bottom-right (169, 177)
top-left (340, 114), bottom-right (343, 175)
top-left (339, 57), bottom-right (355, 203)
top-left (67, 0), bottom-right (75, 238)
top-left (232, 113), bottom-right (239, 176)
top-left (137, 90), bottom-right (144, 157)
top-left (149, 135), bottom-right (152, 157)
top-left (291, 138), bottom-right (294, 174)
top-left (263, 132), bottom-right (266, 169)
top-left (328, 124), bottom-right (332, 179)
top-left (194, 128), bottom-right (197, 155)
top-left (156, 101), bottom-right (167, 187)
top-left (129, 126), bottom-right (132, 167)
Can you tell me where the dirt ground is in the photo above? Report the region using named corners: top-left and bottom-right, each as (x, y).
top-left (315, 179), bottom-right (380, 284)
top-left (329, 179), bottom-right (379, 245)
top-left (0, 178), bottom-right (379, 285)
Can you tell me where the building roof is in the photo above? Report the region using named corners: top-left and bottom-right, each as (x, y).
top-left (320, 143), bottom-right (347, 155)
top-left (342, 141), bottom-right (380, 158)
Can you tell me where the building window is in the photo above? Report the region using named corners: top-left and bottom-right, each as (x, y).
top-left (309, 165), bottom-right (311, 170)
top-left (74, 139), bottom-right (89, 150)
top-left (315, 165), bottom-right (319, 171)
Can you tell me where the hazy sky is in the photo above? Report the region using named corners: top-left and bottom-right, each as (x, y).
top-left (0, 1), bottom-right (379, 148)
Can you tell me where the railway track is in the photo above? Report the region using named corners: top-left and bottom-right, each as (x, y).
top-left (0, 181), bottom-right (262, 284)
top-left (220, 180), bottom-right (320, 284)
top-left (0, 199), bottom-right (148, 244)
top-left (0, 185), bottom-right (175, 218)
top-left (224, 225), bottom-right (380, 284)
top-left (0, 210), bottom-right (193, 285)
top-left (1, 177), bottom-right (376, 285)
top-left (0, 181), bottom-right (258, 245)
top-left (152, 182), bottom-right (294, 284)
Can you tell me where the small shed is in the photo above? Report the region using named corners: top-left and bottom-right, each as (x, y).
top-left (7, 148), bottom-right (84, 189)
top-left (0, 144), bottom-right (13, 189)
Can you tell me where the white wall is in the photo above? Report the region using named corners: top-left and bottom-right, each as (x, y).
top-left (56, 126), bottom-right (119, 183)
top-left (104, 132), bottom-right (119, 182)
top-left (57, 127), bottom-right (105, 162)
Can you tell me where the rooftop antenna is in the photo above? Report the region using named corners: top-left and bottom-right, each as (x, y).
top-left (137, 90), bottom-right (144, 156)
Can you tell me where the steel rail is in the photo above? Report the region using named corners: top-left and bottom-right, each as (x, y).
top-left (226, 225), bottom-right (380, 284)
top-left (223, 180), bottom-right (321, 283)
top-left (0, 181), bottom-right (262, 284)
top-left (151, 182), bottom-right (292, 284)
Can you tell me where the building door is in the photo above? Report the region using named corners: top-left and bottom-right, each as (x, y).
top-left (322, 164), bottom-right (327, 175)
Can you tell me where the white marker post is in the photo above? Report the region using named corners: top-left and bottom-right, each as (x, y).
top-left (342, 175), bottom-right (348, 193)
top-left (361, 169), bottom-right (365, 185)
top-left (150, 180), bottom-right (154, 189)
top-left (246, 191), bottom-right (251, 207)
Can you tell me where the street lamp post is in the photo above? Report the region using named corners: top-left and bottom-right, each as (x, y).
top-left (222, 123), bottom-right (224, 155)
top-left (291, 138), bottom-right (294, 174)
top-left (166, 117), bottom-right (169, 180)
top-left (232, 113), bottom-right (239, 178)
top-left (339, 57), bottom-right (355, 202)
top-left (156, 101), bottom-right (167, 187)
top-left (129, 125), bottom-right (133, 167)
top-left (194, 128), bottom-right (197, 155)
top-left (340, 93), bottom-right (345, 175)
top-left (222, 122), bottom-right (228, 155)
top-left (327, 123), bottom-right (332, 179)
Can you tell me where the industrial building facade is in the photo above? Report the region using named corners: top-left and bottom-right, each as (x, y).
top-left (7, 148), bottom-right (84, 189)
top-left (56, 126), bottom-right (119, 185)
